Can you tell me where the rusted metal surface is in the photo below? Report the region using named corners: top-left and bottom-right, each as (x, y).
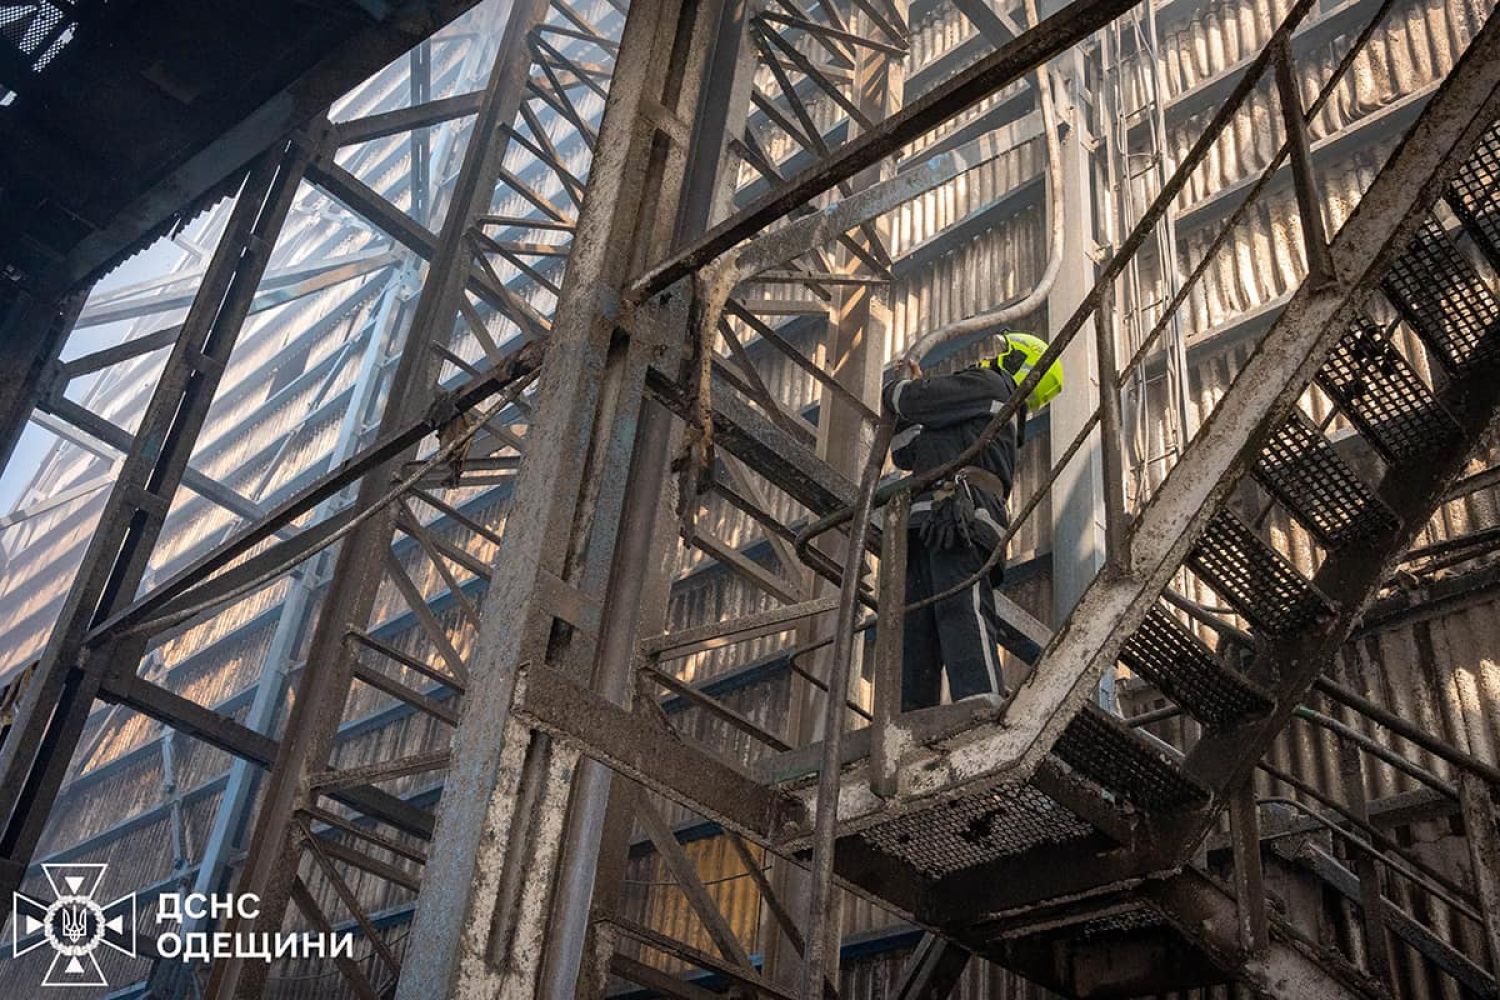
top-left (1459, 774), bottom-right (1500, 977)
top-left (1272, 34), bottom-right (1337, 289)
top-left (1146, 868), bottom-right (1376, 999)
top-left (1336, 742), bottom-right (1395, 987)
top-left (1228, 782), bottom-right (1270, 955)
top-left (0, 136), bottom-right (312, 901)
top-left (804, 413), bottom-right (896, 997)
top-left (394, 0), bottom-right (753, 988)
top-left (4, 0), bottom-right (1500, 995)
top-left (872, 490), bottom-right (910, 800)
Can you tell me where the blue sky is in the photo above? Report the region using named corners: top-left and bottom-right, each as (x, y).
top-left (0, 235), bottom-right (192, 514)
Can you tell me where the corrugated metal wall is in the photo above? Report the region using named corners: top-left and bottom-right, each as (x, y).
top-left (0, 0), bottom-right (1497, 993)
top-left (623, 0), bottom-right (1500, 993)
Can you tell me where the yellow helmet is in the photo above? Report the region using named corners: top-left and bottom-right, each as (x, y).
top-left (991, 331), bottom-right (1063, 411)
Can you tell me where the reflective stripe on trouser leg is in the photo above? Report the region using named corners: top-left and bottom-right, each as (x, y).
top-left (969, 579), bottom-right (1001, 697)
top-left (928, 541), bottom-right (1002, 701)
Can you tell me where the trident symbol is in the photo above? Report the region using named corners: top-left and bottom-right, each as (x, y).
top-left (13, 863), bottom-right (137, 987)
top-left (60, 904), bottom-right (88, 944)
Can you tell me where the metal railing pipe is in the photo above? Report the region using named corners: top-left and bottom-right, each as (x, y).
top-left (1313, 676), bottom-right (1500, 787)
top-left (1294, 706), bottom-right (1459, 799)
top-left (802, 413), bottom-right (895, 999)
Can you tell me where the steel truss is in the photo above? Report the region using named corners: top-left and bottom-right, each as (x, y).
top-left (2, 0), bottom-right (1500, 996)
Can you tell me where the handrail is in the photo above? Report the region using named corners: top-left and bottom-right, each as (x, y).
top-left (1126, 702), bottom-right (1481, 916)
top-left (1258, 759), bottom-right (1479, 911)
top-left (1293, 706), bottom-right (1459, 800)
top-left (1313, 675), bottom-right (1500, 787)
top-left (1258, 795), bottom-right (1484, 926)
top-left (783, 0), bottom-right (1428, 774)
top-left (1130, 700), bottom-right (1487, 908)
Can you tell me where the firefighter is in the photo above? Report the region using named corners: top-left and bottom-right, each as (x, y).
top-left (881, 332), bottom-right (1063, 711)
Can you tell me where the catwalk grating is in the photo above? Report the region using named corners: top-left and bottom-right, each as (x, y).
top-left (1252, 409), bottom-right (1398, 550)
top-left (1070, 904), bottom-right (1165, 941)
top-left (858, 781), bottom-right (1095, 878)
top-left (1445, 121), bottom-right (1500, 270)
top-left (1052, 704), bottom-right (1208, 812)
top-left (1315, 317), bottom-right (1462, 465)
top-left (1382, 217), bottom-right (1500, 372)
top-left (1118, 605), bottom-right (1271, 727)
top-left (1185, 509), bottom-right (1327, 635)
top-left (0, 3), bottom-right (64, 60)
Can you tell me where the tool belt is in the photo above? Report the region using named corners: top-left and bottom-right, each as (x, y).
top-left (912, 465), bottom-right (1008, 510)
top-left (909, 465), bottom-right (1009, 549)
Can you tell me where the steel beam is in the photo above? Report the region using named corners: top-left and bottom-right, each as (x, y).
top-left (0, 287), bottom-right (83, 477)
top-left (632, 0), bottom-right (1141, 297)
top-left (892, 934), bottom-right (971, 1000)
top-left (395, 0), bottom-right (749, 986)
top-left (548, 1), bottom-right (765, 987)
top-left (1336, 741), bottom-right (1393, 985)
top-left (0, 138), bottom-right (312, 902)
top-left (205, 3), bottom-right (558, 993)
top-left (161, 264), bottom-right (412, 985)
top-left (1146, 869), bottom-right (1373, 999)
top-left (32, 400), bottom-right (263, 520)
top-left (94, 669), bottom-right (433, 839)
top-left (1459, 773), bottom-right (1500, 977)
top-left (1046, 48), bottom-right (1112, 708)
top-left (334, 91), bottom-right (487, 146)
top-left (1228, 782), bottom-right (1269, 955)
top-left (785, 16), bottom-right (1500, 835)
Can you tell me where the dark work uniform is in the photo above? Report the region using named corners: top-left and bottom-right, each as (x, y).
top-left (885, 367), bottom-right (1042, 710)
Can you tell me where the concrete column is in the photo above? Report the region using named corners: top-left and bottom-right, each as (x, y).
top-left (1045, 49), bottom-right (1114, 710)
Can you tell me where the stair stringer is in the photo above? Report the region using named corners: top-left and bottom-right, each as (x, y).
top-left (784, 7), bottom-right (1500, 842)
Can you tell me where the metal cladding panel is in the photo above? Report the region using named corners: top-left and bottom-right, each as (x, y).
top-left (617, 827), bottom-right (770, 971)
top-left (838, 942), bottom-right (1069, 999)
top-left (0, 0), bottom-right (1496, 993)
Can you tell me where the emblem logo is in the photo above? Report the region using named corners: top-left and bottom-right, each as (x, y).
top-left (12, 863), bottom-right (136, 987)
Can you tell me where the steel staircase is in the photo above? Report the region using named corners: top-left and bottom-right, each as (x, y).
top-left (783, 120), bottom-right (1500, 1000)
top-left (821, 128), bottom-right (1497, 993)
top-left (495, 3), bottom-right (1500, 996)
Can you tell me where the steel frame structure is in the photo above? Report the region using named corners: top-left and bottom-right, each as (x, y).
top-left (2, 0), bottom-right (1500, 997)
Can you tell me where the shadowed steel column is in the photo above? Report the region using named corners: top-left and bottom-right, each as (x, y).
top-left (539, 0), bottom-right (759, 988)
top-left (0, 140), bottom-right (309, 898)
top-left (394, 0), bottom-right (731, 991)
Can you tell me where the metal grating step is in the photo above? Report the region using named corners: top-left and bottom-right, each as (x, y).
top-left (1069, 905), bottom-right (1165, 940)
top-left (1052, 704), bottom-right (1209, 813)
top-left (1252, 410), bottom-right (1399, 550)
top-left (859, 781), bottom-right (1096, 878)
top-left (1186, 509), bottom-right (1327, 635)
top-left (1315, 317), bottom-right (1461, 465)
top-left (1119, 606), bottom-right (1271, 727)
top-left (1445, 121), bottom-right (1500, 271)
top-left (1383, 217), bottom-right (1500, 372)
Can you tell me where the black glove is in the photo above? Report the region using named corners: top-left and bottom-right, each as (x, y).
top-left (919, 486), bottom-right (977, 550)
